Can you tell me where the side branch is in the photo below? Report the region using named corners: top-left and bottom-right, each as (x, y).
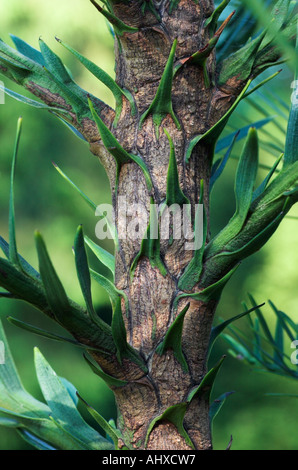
top-left (0, 37), bottom-right (115, 146)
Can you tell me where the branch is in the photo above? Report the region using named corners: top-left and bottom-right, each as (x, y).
top-left (216, 3), bottom-right (297, 94)
top-left (0, 37), bottom-right (115, 144)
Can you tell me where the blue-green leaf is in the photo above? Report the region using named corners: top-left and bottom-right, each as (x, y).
top-left (9, 117), bottom-right (23, 269)
top-left (10, 35), bottom-right (45, 66)
top-left (34, 348), bottom-right (113, 450)
top-left (208, 303), bottom-right (265, 357)
top-left (77, 393), bottom-right (120, 449)
top-left (83, 353), bottom-right (127, 388)
top-left (209, 391), bottom-right (234, 427)
top-left (35, 231), bottom-right (72, 323)
top-left (74, 225), bottom-right (99, 325)
top-left (188, 356), bottom-right (226, 403)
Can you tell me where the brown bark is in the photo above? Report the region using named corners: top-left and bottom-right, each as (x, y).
top-left (89, 0), bottom-right (229, 450)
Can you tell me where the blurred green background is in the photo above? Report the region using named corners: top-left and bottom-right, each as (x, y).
top-left (0, 0), bottom-right (298, 451)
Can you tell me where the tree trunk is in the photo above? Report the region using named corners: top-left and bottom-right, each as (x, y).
top-left (1, 0), bottom-right (295, 452)
top-left (91, 0), bottom-right (225, 450)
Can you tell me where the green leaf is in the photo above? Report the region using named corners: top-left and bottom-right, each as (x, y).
top-left (185, 80), bottom-right (252, 162)
top-left (140, 0), bottom-right (161, 20)
top-left (207, 128), bottom-right (259, 253)
top-left (0, 417), bottom-right (19, 428)
top-left (90, 269), bottom-right (128, 313)
top-left (74, 225), bottom-right (99, 325)
top-left (205, 0), bottom-right (231, 33)
top-left (268, 300), bottom-right (297, 341)
top-left (215, 116), bottom-right (274, 153)
top-left (211, 131), bottom-right (239, 191)
top-left (252, 153), bottom-right (283, 202)
top-left (175, 264), bottom-right (239, 307)
top-left (0, 236), bottom-right (39, 279)
top-left (83, 353), bottom-right (127, 388)
top-left (168, 0), bottom-right (180, 14)
top-left (57, 38), bottom-right (135, 126)
top-left (208, 303), bottom-right (265, 357)
top-left (145, 403), bottom-right (194, 449)
top-left (0, 321), bottom-right (51, 418)
top-left (273, 315), bottom-right (285, 366)
top-left (0, 256), bottom-right (48, 311)
top-left (10, 35), bottom-right (45, 66)
top-left (39, 39), bottom-right (72, 85)
top-left (6, 316), bottom-right (93, 349)
top-left (164, 129), bottom-right (189, 207)
top-left (209, 391), bottom-right (234, 427)
top-left (84, 235), bottom-right (115, 277)
top-left (284, 52), bottom-right (298, 167)
top-left (156, 303), bottom-right (190, 372)
top-left (226, 127), bottom-right (259, 227)
top-left (35, 231), bottom-right (72, 324)
top-left (111, 296), bottom-right (128, 364)
top-left (187, 356), bottom-right (226, 403)
top-left (90, 0), bottom-right (138, 36)
top-left (0, 55), bottom-right (30, 74)
top-left (16, 429), bottom-right (56, 450)
top-left (177, 180), bottom-right (207, 290)
top-left (77, 393), bottom-right (120, 449)
top-left (218, 31), bottom-right (266, 85)
top-left (34, 348), bottom-right (113, 450)
top-left (110, 297), bottom-right (147, 371)
top-left (54, 115), bottom-right (87, 141)
top-left (52, 162), bottom-right (96, 211)
top-left (140, 40), bottom-right (180, 137)
top-left (211, 212), bottom-right (284, 263)
top-left (8, 117), bottom-right (23, 269)
top-left (59, 378), bottom-right (79, 407)
top-left (52, 163), bottom-right (117, 246)
top-left (89, 98), bottom-right (152, 191)
top-left (221, 333), bottom-right (257, 365)
top-left (130, 199), bottom-right (167, 279)
top-left (0, 85), bottom-right (69, 114)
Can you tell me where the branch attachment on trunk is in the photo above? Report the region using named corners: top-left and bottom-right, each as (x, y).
top-left (89, 98), bottom-right (152, 188)
top-left (90, 0), bottom-right (139, 36)
top-left (139, 39), bottom-right (180, 138)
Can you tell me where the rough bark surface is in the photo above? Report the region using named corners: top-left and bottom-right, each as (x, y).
top-left (88, 0), bottom-right (233, 450)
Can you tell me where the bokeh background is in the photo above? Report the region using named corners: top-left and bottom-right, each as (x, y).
top-left (0, 0), bottom-right (297, 450)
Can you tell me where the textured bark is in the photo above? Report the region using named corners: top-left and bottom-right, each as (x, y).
top-left (89, 0), bottom-right (228, 450)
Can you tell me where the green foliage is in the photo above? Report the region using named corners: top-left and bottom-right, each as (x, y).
top-left (0, 322), bottom-right (114, 450)
top-left (207, 128), bottom-right (259, 253)
top-left (177, 181), bottom-right (207, 291)
top-left (57, 37), bottom-right (135, 126)
top-left (90, 0), bottom-right (139, 36)
top-left (222, 296), bottom-right (298, 379)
